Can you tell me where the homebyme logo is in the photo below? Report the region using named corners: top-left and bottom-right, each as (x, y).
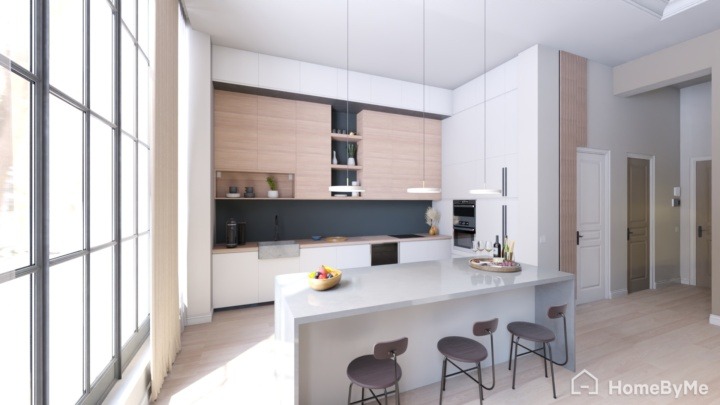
top-left (571, 369), bottom-right (710, 398)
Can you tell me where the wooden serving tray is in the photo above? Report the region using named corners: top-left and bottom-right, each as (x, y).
top-left (324, 236), bottom-right (348, 243)
top-left (468, 258), bottom-right (522, 273)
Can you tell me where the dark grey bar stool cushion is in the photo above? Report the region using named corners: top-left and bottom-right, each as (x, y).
top-left (437, 336), bottom-right (488, 364)
top-left (507, 321), bottom-right (555, 343)
top-left (346, 355), bottom-right (403, 390)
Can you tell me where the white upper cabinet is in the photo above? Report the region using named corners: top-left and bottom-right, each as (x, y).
top-left (300, 62), bottom-right (338, 99)
top-left (401, 82), bottom-right (423, 111)
top-left (425, 86), bottom-right (453, 116)
top-left (212, 46), bottom-right (453, 116)
top-left (371, 76), bottom-right (403, 108)
top-left (259, 54), bottom-right (300, 93)
top-left (212, 46), bottom-right (259, 86)
top-left (349, 71), bottom-right (373, 103)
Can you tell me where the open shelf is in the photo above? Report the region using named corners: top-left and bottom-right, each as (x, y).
top-left (331, 164), bottom-right (363, 171)
top-left (331, 134), bottom-right (363, 142)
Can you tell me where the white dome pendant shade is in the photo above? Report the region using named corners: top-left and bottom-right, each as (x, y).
top-left (407, 0), bottom-right (440, 195)
top-left (468, 0), bottom-right (501, 197)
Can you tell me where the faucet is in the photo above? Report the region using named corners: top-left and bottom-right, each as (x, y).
top-left (274, 214), bottom-right (280, 241)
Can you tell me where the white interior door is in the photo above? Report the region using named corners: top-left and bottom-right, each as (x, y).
top-left (577, 150), bottom-right (607, 304)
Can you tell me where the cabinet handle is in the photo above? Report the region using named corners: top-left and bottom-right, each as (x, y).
top-left (627, 228), bottom-right (633, 241)
top-left (698, 226), bottom-right (703, 238)
top-left (576, 231), bottom-right (583, 246)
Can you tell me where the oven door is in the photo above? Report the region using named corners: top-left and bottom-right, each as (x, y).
top-left (453, 227), bottom-right (475, 250)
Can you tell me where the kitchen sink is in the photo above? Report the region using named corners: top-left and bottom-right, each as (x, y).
top-left (258, 240), bottom-right (300, 259)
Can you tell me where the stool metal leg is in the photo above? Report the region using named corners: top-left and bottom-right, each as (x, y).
top-left (548, 344), bottom-right (556, 399)
top-left (395, 381), bottom-right (401, 405)
top-left (478, 362), bottom-right (484, 404)
top-left (439, 357), bottom-right (447, 404)
top-left (384, 388), bottom-right (388, 405)
top-left (361, 388), bottom-right (365, 403)
top-left (543, 343), bottom-right (548, 378)
top-left (507, 334), bottom-right (514, 370)
top-left (511, 336), bottom-right (519, 389)
top-left (348, 383), bottom-right (353, 405)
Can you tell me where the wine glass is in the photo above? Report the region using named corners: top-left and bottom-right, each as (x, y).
top-left (475, 240), bottom-right (485, 254)
top-left (484, 241), bottom-right (493, 256)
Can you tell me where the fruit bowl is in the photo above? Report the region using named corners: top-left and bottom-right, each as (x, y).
top-left (308, 265), bottom-right (342, 291)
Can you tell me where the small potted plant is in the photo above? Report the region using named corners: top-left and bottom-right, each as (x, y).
top-left (347, 143), bottom-right (357, 166)
top-left (266, 176), bottom-right (279, 198)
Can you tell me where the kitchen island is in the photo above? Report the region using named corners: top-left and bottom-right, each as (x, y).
top-left (274, 258), bottom-right (575, 405)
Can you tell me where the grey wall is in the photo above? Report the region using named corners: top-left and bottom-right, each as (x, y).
top-left (587, 60), bottom-right (681, 292)
top-left (215, 200), bottom-right (433, 243)
top-left (679, 82), bottom-right (712, 284)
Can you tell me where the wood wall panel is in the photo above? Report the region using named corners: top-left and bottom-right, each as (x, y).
top-left (214, 91), bottom-right (258, 171)
top-left (559, 51), bottom-right (588, 277)
top-left (295, 101), bottom-right (331, 198)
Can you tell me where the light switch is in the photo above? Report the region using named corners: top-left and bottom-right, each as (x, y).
top-left (673, 187), bottom-right (681, 197)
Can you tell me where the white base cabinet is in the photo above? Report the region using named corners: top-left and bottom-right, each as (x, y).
top-left (299, 245), bottom-right (371, 273)
top-left (212, 240), bottom-right (446, 308)
top-left (258, 257), bottom-right (301, 303)
top-left (399, 239), bottom-right (451, 264)
top-left (212, 252), bottom-right (259, 308)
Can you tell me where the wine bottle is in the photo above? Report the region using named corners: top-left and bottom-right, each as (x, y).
top-left (493, 235), bottom-right (501, 257)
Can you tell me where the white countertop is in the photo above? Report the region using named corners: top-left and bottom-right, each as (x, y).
top-left (276, 258), bottom-right (574, 325)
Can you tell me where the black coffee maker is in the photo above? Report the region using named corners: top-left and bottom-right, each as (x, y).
top-left (226, 218), bottom-right (246, 247)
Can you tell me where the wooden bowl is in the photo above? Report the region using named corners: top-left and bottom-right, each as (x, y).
top-left (308, 268), bottom-right (343, 291)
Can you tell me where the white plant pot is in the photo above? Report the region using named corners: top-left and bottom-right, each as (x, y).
top-left (347, 157), bottom-right (356, 166)
top-left (268, 190), bottom-right (279, 198)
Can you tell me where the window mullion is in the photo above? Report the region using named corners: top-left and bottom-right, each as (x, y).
top-left (36, 0), bottom-right (50, 402)
top-left (112, 0), bottom-right (123, 380)
top-left (83, 0), bottom-right (92, 394)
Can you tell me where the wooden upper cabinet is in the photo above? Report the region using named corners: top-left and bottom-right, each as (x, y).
top-left (214, 91), bottom-right (258, 171)
top-left (258, 96), bottom-right (297, 173)
top-left (295, 101), bottom-right (331, 199)
top-left (359, 110), bottom-right (441, 200)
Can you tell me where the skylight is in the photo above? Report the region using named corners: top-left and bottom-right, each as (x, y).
top-left (623, 0), bottom-right (709, 20)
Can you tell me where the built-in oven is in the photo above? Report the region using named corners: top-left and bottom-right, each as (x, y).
top-left (453, 200), bottom-right (476, 250)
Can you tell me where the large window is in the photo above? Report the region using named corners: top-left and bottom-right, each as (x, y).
top-left (0, 0), bottom-right (152, 403)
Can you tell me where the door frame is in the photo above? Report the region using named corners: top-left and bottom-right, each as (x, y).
top-left (577, 147), bottom-right (611, 300)
top-left (690, 156), bottom-right (712, 286)
top-left (627, 153), bottom-right (656, 290)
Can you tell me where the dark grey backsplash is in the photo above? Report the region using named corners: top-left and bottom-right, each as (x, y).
top-left (215, 200), bottom-right (433, 243)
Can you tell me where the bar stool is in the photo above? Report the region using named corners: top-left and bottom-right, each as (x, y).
top-left (347, 337), bottom-right (408, 405)
top-left (437, 318), bottom-right (498, 404)
top-left (507, 304), bottom-right (568, 399)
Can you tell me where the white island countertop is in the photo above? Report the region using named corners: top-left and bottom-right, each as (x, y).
top-left (277, 258), bottom-right (573, 324)
top-left (275, 258), bottom-right (575, 404)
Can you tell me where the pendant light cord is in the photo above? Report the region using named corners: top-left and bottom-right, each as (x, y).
top-left (482, 0), bottom-right (488, 188)
top-left (346, 0), bottom-right (351, 187)
top-left (421, 0), bottom-right (426, 185)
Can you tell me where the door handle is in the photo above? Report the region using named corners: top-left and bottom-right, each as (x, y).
top-left (627, 228), bottom-right (633, 241)
top-left (698, 226), bottom-right (703, 238)
top-left (576, 231), bottom-right (583, 246)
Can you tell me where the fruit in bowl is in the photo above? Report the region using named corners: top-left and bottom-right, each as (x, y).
top-left (308, 265), bottom-right (342, 291)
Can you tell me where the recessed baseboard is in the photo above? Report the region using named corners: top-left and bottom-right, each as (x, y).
top-left (710, 314), bottom-right (720, 327)
top-left (610, 289), bottom-right (628, 299)
top-left (186, 313), bottom-right (213, 326)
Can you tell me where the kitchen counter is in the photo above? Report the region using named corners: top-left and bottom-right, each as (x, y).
top-left (211, 233), bottom-right (451, 254)
top-left (274, 258), bottom-right (575, 404)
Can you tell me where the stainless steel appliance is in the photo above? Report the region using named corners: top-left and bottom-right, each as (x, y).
top-left (453, 200), bottom-right (476, 249)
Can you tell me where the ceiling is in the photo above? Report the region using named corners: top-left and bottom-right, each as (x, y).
top-left (183, 0), bottom-right (720, 90)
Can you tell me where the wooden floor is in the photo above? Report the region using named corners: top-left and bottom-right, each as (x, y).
top-left (156, 284), bottom-right (720, 404)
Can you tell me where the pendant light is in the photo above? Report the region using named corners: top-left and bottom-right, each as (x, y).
top-left (329, 0), bottom-right (365, 194)
top-left (469, 0), bottom-right (501, 196)
top-left (407, 0), bottom-right (441, 194)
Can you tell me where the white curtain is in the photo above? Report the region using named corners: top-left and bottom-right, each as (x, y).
top-left (150, 0), bottom-right (181, 400)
